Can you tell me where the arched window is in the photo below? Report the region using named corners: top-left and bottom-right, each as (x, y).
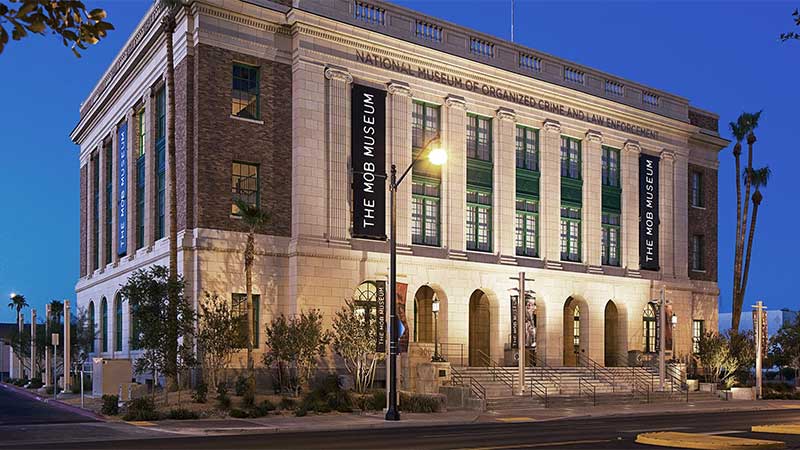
top-left (88, 301), bottom-right (95, 353)
top-left (572, 305), bottom-right (581, 349)
top-left (100, 297), bottom-right (108, 353)
top-left (352, 281), bottom-right (378, 331)
top-left (643, 303), bottom-right (656, 353)
top-left (114, 294), bottom-right (123, 352)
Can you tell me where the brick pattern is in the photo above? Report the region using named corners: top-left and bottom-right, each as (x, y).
top-left (195, 44), bottom-right (292, 236)
top-left (688, 164), bottom-right (717, 281)
top-left (80, 164), bottom-right (87, 276)
top-left (175, 56), bottom-right (194, 231)
top-left (689, 109), bottom-right (718, 133)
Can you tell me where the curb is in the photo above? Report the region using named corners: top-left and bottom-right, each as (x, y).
top-left (0, 382), bottom-right (104, 422)
top-left (635, 431), bottom-right (785, 450)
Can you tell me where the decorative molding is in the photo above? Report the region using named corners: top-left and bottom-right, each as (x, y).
top-left (543, 118), bottom-right (561, 133)
top-left (585, 130), bottom-right (603, 143)
top-left (445, 94), bottom-right (466, 109)
top-left (495, 106), bottom-right (516, 122)
top-left (324, 66), bottom-right (353, 83)
top-left (660, 148), bottom-right (676, 162)
top-left (623, 140), bottom-right (641, 153)
top-left (386, 80), bottom-right (412, 96)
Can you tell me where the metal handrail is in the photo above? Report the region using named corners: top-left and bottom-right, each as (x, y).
top-left (451, 366), bottom-right (486, 401)
top-left (665, 365), bottom-right (689, 402)
top-left (527, 349), bottom-right (562, 394)
top-left (477, 350), bottom-right (514, 395)
top-left (577, 352), bottom-right (619, 392)
top-left (528, 375), bottom-right (549, 407)
top-left (578, 376), bottom-right (598, 406)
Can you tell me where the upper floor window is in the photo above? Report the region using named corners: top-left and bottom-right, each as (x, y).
top-left (560, 206), bottom-right (581, 262)
top-left (412, 179), bottom-right (440, 246)
top-left (515, 198), bottom-right (538, 257)
top-left (232, 293), bottom-right (260, 348)
top-left (560, 136), bottom-right (581, 179)
top-left (601, 212), bottom-right (620, 266)
top-left (691, 171), bottom-right (704, 207)
top-left (136, 108), bottom-right (146, 158)
top-left (643, 304), bottom-right (656, 353)
top-left (602, 147), bottom-right (620, 187)
top-left (232, 162), bottom-right (259, 216)
top-left (412, 101), bottom-right (440, 150)
top-left (232, 64), bottom-right (260, 120)
top-left (467, 114), bottom-right (492, 161)
top-left (466, 189), bottom-right (492, 252)
top-left (692, 235), bottom-right (705, 271)
top-left (692, 320), bottom-right (704, 354)
top-left (516, 126), bottom-right (538, 171)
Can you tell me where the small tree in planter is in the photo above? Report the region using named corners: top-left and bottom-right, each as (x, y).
top-left (197, 292), bottom-right (245, 389)
top-left (264, 310), bottom-right (330, 396)
top-left (697, 330), bottom-right (754, 389)
top-left (331, 299), bottom-right (384, 393)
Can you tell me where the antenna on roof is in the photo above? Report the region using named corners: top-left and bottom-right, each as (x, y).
top-left (511, 0), bottom-right (515, 42)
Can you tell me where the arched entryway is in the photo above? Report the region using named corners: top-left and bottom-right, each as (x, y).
top-left (604, 301), bottom-right (619, 366)
top-left (413, 286), bottom-right (435, 343)
top-left (563, 296), bottom-right (588, 366)
top-left (469, 290), bottom-right (491, 367)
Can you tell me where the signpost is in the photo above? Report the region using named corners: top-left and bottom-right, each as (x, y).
top-left (752, 301), bottom-right (767, 399)
top-left (510, 272), bottom-right (534, 396)
top-left (51, 333), bottom-right (59, 399)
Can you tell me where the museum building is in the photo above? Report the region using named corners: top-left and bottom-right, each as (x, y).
top-left (71, 0), bottom-right (727, 379)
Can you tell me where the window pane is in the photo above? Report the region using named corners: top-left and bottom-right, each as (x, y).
top-left (232, 64), bottom-right (260, 120)
top-left (412, 196), bottom-right (423, 244)
top-left (232, 162), bottom-right (259, 215)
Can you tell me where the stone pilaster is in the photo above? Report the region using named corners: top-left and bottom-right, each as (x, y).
top-left (111, 124), bottom-right (119, 265)
top-left (324, 67), bottom-right (353, 243)
top-left (387, 81), bottom-right (412, 249)
top-left (86, 151), bottom-right (96, 273)
top-left (445, 95), bottom-right (466, 255)
top-left (144, 87), bottom-right (155, 248)
top-left (659, 149), bottom-right (675, 278)
top-left (622, 140), bottom-right (641, 273)
top-left (673, 151), bottom-right (689, 279)
top-left (541, 119), bottom-right (562, 265)
top-left (98, 139), bottom-right (108, 268)
top-left (164, 81), bottom-right (172, 244)
top-left (495, 107), bottom-right (516, 259)
top-left (584, 130), bottom-right (603, 269)
top-left (125, 108), bottom-right (136, 258)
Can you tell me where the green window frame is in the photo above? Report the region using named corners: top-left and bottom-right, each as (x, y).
top-left (100, 297), bottom-right (108, 353)
top-left (231, 162), bottom-right (259, 215)
top-left (92, 153), bottom-right (100, 271)
top-left (560, 206), bottom-right (581, 262)
top-left (602, 146), bottom-right (620, 187)
top-left (692, 320), bottom-right (704, 354)
top-left (155, 87), bottom-right (166, 240)
top-left (691, 171), bottom-right (704, 207)
top-left (572, 306), bottom-right (581, 348)
top-left (232, 63), bottom-right (260, 120)
top-left (601, 212), bottom-right (621, 266)
top-left (105, 143), bottom-right (113, 265)
top-left (114, 294), bottom-right (123, 352)
top-left (516, 126), bottom-right (539, 171)
top-left (515, 197), bottom-right (538, 257)
top-left (466, 114), bottom-right (492, 161)
top-left (412, 178), bottom-right (440, 246)
top-left (466, 188), bottom-right (492, 252)
top-left (560, 136), bottom-right (581, 179)
top-left (88, 301), bottom-right (95, 353)
top-left (643, 304), bottom-right (656, 353)
top-left (412, 101), bottom-right (440, 150)
top-left (232, 293), bottom-right (260, 348)
top-left (136, 108), bottom-right (146, 250)
top-left (692, 235), bottom-right (705, 271)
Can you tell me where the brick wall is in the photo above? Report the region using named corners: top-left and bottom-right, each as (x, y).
top-left (195, 44), bottom-right (292, 236)
top-left (688, 164), bottom-right (717, 281)
top-left (80, 164), bottom-right (87, 277)
top-left (175, 56), bottom-right (194, 231)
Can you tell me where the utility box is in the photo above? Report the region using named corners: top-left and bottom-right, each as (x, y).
top-left (92, 358), bottom-right (132, 397)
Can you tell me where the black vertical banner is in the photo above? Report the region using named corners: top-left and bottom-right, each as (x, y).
top-left (639, 153), bottom-right (660, 271)
top-left (351, 83), bottom-right (387, 240)
top-left (510, 295), bottom-right (519, 349)
top-left (375, 281), bottom-right (386, 353)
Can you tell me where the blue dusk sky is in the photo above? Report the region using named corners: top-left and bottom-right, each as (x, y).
top-left (0, 1), bottom-right (797, 324)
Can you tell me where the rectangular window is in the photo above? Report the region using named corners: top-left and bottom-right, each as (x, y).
top-left (601, 212), bottom-right (621, 266)
top-left (560, 136), bottom-right (581, 179)
top-left (412, 101), bottom-right (440, 150)
top-left (232, 293), bottom-right (260, 348)
top-left (155, 87), bottom-right (166, 240)
top-left (692, 320), bottom-right (704, 354)
top-left (231, 162), bottom-right (259, 215)
top-left (691, 171), bottom-right (704, 207)
top-left (602, 147), bottom-right (620, 187)
top-left (135, 108), bottom-right (146, 250)
top-left (466, 114), bottom-right (492, 161)
top-left (643, 316), bottom-right (656, 353)
top-left (92, 154), bottom-right (100, 271)
top-left (232, 63), bottom-right (260, 120)
top-left (515, 198), bottom-right (538, 257)
top-left (516, 126), bottom-right (539, 171)
top-left (412, 179), bottom-right (440, 246)
top-left (466, 189), bottom-right (492, 252)
top-left (105, 143), bottom-right (113, 265)
top-left (692, 235), bottom-right (705, 271)
top-left (560, 206), bottom-right (581, 262)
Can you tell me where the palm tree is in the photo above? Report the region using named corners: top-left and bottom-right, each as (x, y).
top-left (234, 199), bottom-right (270, 386)
top-left (8, 293), bottom-right (28, 316)
top-left (49, 300), bottom-right (64, 327)
top-left (739, 166), bottom-right (770, 312)
top-left (729, 119), bottom-right (746, 330)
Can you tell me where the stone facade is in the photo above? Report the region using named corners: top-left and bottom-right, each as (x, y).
top-left (71, 0), bottom-right (728, 377)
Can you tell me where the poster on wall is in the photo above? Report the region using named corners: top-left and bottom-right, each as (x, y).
top-left (351, 83), bottom-right (387, 240)
top-left (117, 122), bottom-right (129, 256)
top-left (397, 282), bottom-right (409, 353)
top-left (639, 153), bottom-right (660, 271)
top-left (510, 295), bottom-right (537, 350)
top-left (375, 280), bottom-right (386, 353)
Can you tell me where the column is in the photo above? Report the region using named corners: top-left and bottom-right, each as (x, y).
top-left (45, 304), bottom-right (51, 387)
top-left (387, 81), bottom-right (412, 248)
top-left (86, 152), bottom-right (95, 273)
top-left (584, 130), bottom-right (603, 268)
top-left (622, 140), bottom-right (641, 272)
top-left (63, 301), bottom-right (71, 392)
top-left (98, 140), bottom-right (107, 268)
top-left (323, 67), bottom-right (353, 243)
top-left (30, 309), bottom-right (36, 380)
top-left (144, 87), bottom-right (155, 248)
top-left (125, 108), bottom-right (136, 257)
top-left (659, 149), bottom-right (675, 278)
top-left (445, 95), bottom-right (466, 254)
top-left (111, 124), bottom-right (119, 265)
top-left (541, 119), bottom-right (562, 264)
top-left (495, 107), bottom-right (516, 259)
top-left (673, 152), bottom-right (689, 279)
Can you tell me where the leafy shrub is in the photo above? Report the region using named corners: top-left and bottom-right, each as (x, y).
top-left (234, 375), bottom-right (248, 396)
top-left (299, 374), bottom-right (352, 413)
top-left (359, 390), bottom-right (385, 411)
top-left (101, 395), bottom-right (120, 416)
top-left (192, 383), bottom-right (208, 404)
top-left (122, 397), bottom-right (160, 421)
top-left (216, 383), bottom-right (231, 410)
top-left (229, 408), bottom-right (249, 418)
top-left (45, 386), bottom-right (60, 395)
top-left (27, 378), bottom-right (43, 389)
top-left (294, 407), bottom-right (307, 417)
top-left (782, 367), bottom-right (797, 381)
top-left (242, 388), bottom-right (255, 408)
top-left (399, 392), bottom-right (442, 413)
top-left (250, 400), bottom-right (275, 418)
top-left (278, 397), bottom-right (296, 410)
top-left (166, 408), bottom-right (199, 420)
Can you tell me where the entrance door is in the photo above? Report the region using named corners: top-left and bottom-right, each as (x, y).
top-left (469, 290), bottom-right (491, 366)
top-left (563, 298), bottom-right (581, 366)
top-left (604, 301), bottom-right (619, 366)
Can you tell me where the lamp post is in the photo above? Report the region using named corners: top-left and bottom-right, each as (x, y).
top-left (432, 294), bottom-right (441, 362)
top-left (386, 139), bottom-right (446, 422)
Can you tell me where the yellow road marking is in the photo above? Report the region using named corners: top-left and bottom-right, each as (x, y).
top-left (455, 439), bottom-right (611, 450)
top-left (126, 421), bottom-right (156, 427)
top-left (636, 431), bottom-right (785, 450)
top-left (753, 424), bottom-right (800, 435)
top-left (496, 417), bottom-right (535, 423)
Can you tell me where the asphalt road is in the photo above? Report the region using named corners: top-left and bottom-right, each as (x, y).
top-left (0, 384), bottom-right (96, 426)
top-left (8, 407), bottom-right (800, 450)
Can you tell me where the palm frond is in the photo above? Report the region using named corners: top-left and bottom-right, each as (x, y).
top-left (233, 199), bottom-right (270, 229)
top-left (739, 110), bottom-right (763, 134)
top-left (750, 166), bottom-right (771, 190)
top-left (729, 121), bottom-right (746, 142)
